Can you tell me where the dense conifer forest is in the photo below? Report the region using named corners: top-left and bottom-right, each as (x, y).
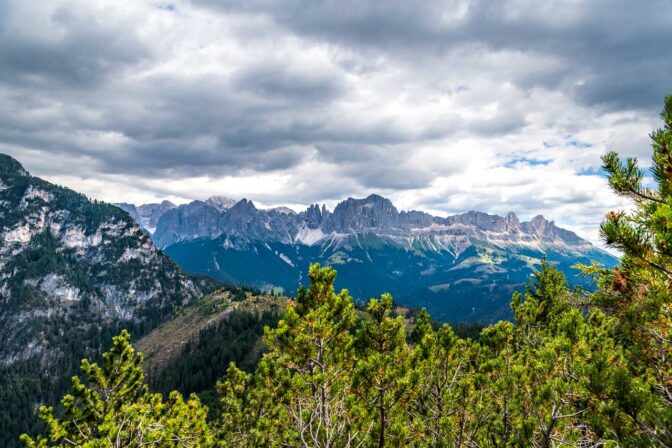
top-left (19, 99), bottom-right (672, 446)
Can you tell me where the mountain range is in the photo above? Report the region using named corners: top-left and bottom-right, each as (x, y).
top-left (117, 193), bottom-right (619, 322)
top-left (0, 152), bottom-right (618, 445)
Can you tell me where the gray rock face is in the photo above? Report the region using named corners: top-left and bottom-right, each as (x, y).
top-left (115, 200), bottom-right (176, 233)
top-left (152, 200), bottom-right (224, 248)
top-left (116, 196), bottom-right (234, 238)
top-left (115, 202), bottom-right (142, 224)
top-left (322, 194), bottom-right (398, 232)
top-left (0, 154), bottom-right (202, 366)
top-left (138, 192), bottom-right (593, 252)
top-left (139, 201), bottom-right (177, 231)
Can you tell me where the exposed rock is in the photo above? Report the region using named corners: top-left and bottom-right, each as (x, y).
top-left (143, 192), bottom-right (591, 251)
top-left (0, 153), bottom-right (203, 367)
top-left (206, 195), bottom-right (236, 211)
top-left (115, 200), bottom-right (176, 233)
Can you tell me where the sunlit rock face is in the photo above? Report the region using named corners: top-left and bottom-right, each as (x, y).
top-left (0, 154), bottom-right (202, 366)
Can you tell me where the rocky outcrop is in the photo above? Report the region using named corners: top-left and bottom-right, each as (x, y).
top-left (0, 154), bottom-right (202, 366)
top-left (322, 194), bottom-right (399, 232)
top-left (153, 200), bottom-right (225, 248)
top-left (115, 200), bottom-right (176, 233)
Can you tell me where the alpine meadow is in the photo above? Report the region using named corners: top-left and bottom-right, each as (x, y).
top-left (2, 0), bottom-right (672, 447)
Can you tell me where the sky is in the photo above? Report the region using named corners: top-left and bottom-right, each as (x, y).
top-left (1, 0), bottom-right (671, 246)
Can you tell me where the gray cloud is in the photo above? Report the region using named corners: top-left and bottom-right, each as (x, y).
top-left (0, 0), bottom-right (669, 244)
top-left (0, 4), bottom-right (151, 88)
top-left (196, 0), bottom-right (672, 111)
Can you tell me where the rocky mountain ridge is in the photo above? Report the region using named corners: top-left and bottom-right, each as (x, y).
top-left (118, 193), bottom-right (617, 323)
top-left (124, 193), bottom-right (591, 252)
top-left (115, 200), bottom-right (177, 234)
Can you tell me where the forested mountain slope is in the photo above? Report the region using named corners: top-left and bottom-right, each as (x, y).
top-left (0, 154), bottom-right (209, 446)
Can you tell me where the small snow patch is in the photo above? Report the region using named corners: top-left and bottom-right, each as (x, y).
top-left (295, 226), bottom-right (326, 246)
top-left (278, 252), bottom-right (295, 267)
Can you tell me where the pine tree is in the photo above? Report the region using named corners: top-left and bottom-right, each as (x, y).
top-left (511, 263), bottom-right (607, 446)
top-left (21, 330), bottom-right (211, 447)
top-left (354, 294), bottom-right (415, 448)
top-left (263, 263), bottom-right (368, 448)
top-left (409, 317), bottom-right (480, 448)
top-left (216, 360), bottom-right (289, 447)
top-left (597, 95), bottom-right (672, 446)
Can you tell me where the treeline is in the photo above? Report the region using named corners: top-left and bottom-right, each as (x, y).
top-left (20, 99), bottom-right (672, 446)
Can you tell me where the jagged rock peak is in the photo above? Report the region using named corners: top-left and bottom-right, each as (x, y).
top-left (206, 195), bottom-right (236, 211)
top-left (0, 153), bottom-right (29, 176)
top-left (518, 215), bottom-right (584, 244)
top-left (335, 194), bottom-right (398, 213)
top-left (450, 210), bottom-right (500, 227)
top-left (524, 215), bottom-right (551, 233)
top-left (231, 198), bottom-right (257, 212)
top-left (504, 211), bottom-right (520, 231)
top-left (135, 191), bottom-right (593, 249)
top-left (327, 194), bottom-right (399, 231)
top-left (303, 204), bottom-right (323, 227)
top-left (505, 211), bottom-right (519, 225)
top-left (306, 203), bottom-right (321, 214)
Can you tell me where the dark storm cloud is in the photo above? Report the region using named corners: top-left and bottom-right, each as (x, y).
top-left (196, 0), bottom-right (672, 111)
top-left (232, 61), bottom-right (346, 103)
top-left (0, 4), bottom-right (150, 88)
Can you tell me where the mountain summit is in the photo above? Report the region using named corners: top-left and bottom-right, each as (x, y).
top-left (123, 194), bottom-right (590, 251)
top-left (325, 194), bottom-right (400, 232)
top-left (115, 200), bottom-right (177, 233)
top-left (0, 153), bottom-right (29, 176)
top-left (119, 193), bottom-right (617, 322)
top-left (206, 195), bottom-right (237, 211)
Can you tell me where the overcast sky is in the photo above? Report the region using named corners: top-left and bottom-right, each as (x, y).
top-left (1, 0), bottom-right (671, 245)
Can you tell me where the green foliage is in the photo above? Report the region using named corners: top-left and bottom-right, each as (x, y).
top-left (596, 95), bottom-right (672, 447)
top-left (263, 263), bottom-right (365, 447)
top-left (354, 294), bottom-right (415, 447)
top-left (28, 248), bottom-right (672, 446)
top-left (149, 308), bottom-right (280, 419)
top-left (22, 259), bottom-right (671, 447)
top-left (21, 331), bottom-right (212, 447)
top-left (167, 226), bottom-right (618, 325)
top-left (0, 161), bottom-right (204, 446)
